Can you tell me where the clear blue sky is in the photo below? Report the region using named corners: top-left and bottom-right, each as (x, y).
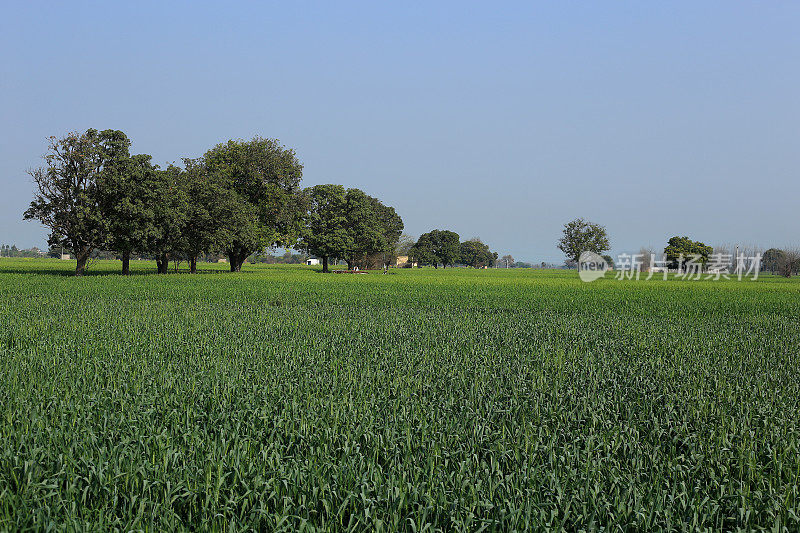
top-left (2, 2), bottom-right (798, 262)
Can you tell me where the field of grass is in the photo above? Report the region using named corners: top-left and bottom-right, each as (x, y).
top-left (1, 258), bottom-right (799, 531)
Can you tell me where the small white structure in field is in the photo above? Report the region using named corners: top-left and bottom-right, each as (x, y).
top-left (217, 257), bottom-right (228, 263)
top-left (306, 258), bottom-right (320, 266)
top-left (60, 253), bottom-right (71, 260)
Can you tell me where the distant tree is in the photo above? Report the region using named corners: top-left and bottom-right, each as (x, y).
top-left (557, 218), bottom-right (610, 264)
top-left (460, 239), bottom-right (497, 268)
top-left (299, 184), bottom-right (350, 273)
top-left (602, 254), bottom-right (615, 269)
top-left (777, 249), bottom-right (800, 277)
top-left (664, 236), bottom-right (713, 270)
top-left (500, 254), bottom-right (514, 268)
top-left (24, 129), bottom-right (130, 276)
top-left (762, 248), bottom-right (785, 274)
top-left (0, 245), bottom-right (43, 258)
top-left (201, 137), bottom-right (304, 272)
top-left (299, 185), bottom-right (403, 271)
top-left (638, 247), bottom-right (655, 271)
top-left (411, 230), bottom-right (460, 268)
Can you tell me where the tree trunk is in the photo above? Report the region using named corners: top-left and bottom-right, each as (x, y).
top-left (121, 251), bottom-right (130, 276)
top-left (227, 247), bottom-right (249, 272)
top-left (346, 260), bottom-right (353, 270)
top-left (157, 253), bottom-right (169, 274)
top-left (75, 249), bottom-right (90, 277)
top-left (228, 251), bottom-right (239, 272)
top-left (322, 256), bottom-right (329, 273)
top-left (189, 256), bottom-right (197, 274)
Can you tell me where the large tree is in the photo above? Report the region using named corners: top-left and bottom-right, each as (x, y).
top-left (299, 184), bottom-right (350, 273)
top-left (342, 188), bottom-right (384, 269)
top-left (557, 218), bottom-right (610, 264)
top-left (104, 153), bottom-right (164, 275)
top-left (460, 238), bottom-right (497, 268)
top-left (201, 137), bottom-right (304, 272)
top-left (24, 129), bottom-right (130, 276)
top-left (366, 195), bottom-right (404, 268)
top-left (663, 236), bottom-right (713, 270)
top-left (178, 161), bottom-right (238, 274)
top-left (411, 230), bottom-right (461, 268)
top-left (144, 165), bottom-right (189, 274)
top-left (300, 186), bottom-right (404, 271)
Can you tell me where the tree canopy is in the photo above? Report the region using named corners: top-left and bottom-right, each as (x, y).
top-left (557, 218), bottom-right (610, 264)
top-left (762, 248), bottom-right (785, 274)
top-left (24, 129), bottom-right (131, 275)
top-left (201, 137), bottom-right (304, 271)
top-left (663, 236), bottom-right (713, 270)
top-left (460, 239), bottom-right (497, 268)
top-left (411, 230), bottom-right (461, 268)
top-left (299, 184), bottom-right (350, 273)
top-left (299, 185), bottom-right (404, 272)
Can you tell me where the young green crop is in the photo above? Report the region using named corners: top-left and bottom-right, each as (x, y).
top-left (1, 259), bottom-right (799, 530)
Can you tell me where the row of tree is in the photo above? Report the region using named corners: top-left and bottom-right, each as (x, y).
top-left (556, 218), bottom-right (800, 277)
top-left (0, 244), bottom-right (47, 258)
top-left (24, 129), bottom-right (406, 276)
top-left (408, 230), bottom-right (498, 269)
top-left (300, 184), bottom-right (403, 272)
top-left (396, 229), bottom-right (497, 268)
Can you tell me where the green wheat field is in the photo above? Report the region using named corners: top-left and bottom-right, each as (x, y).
top-left (1, 259), bottom-right (799, 531)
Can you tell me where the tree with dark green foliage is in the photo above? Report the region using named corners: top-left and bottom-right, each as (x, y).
top-left (460, 238), bottom-right (497, 268)
top-left (178, 160), bottom-right (239, 274)
top-left (557, 218), bottom-right (610, 264)
top-left (299, 184), bottom-right (350, 273)
top-left (144, 165), bottom-right (189, 274)
top-left (409, 234), bottom-right (437, 267)
top-left (24, 129), bottom-right (131, 276)
top-left (762, 248), bottom-right (785, 274)
top-left (104, 153), bottom-right (165, 275)
top-left (342, 188), bottom-right (385, 270)
top-left (412, 230), bottom-right (461, 268)
top-left (365, 195), bottom-right (404, 268)
top-left (201, 137), bottom-right (304, 272)
top-left (300, 186), bottom-right (404, 271)
top-left (664, 236), bottom-right (713, 270)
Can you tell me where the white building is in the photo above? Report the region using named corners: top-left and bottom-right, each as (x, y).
top-left (306, 258), bottom-right (320, 266)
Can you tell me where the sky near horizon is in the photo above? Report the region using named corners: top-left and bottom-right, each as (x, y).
top-left (1, 2), bottom-right (798, 263)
